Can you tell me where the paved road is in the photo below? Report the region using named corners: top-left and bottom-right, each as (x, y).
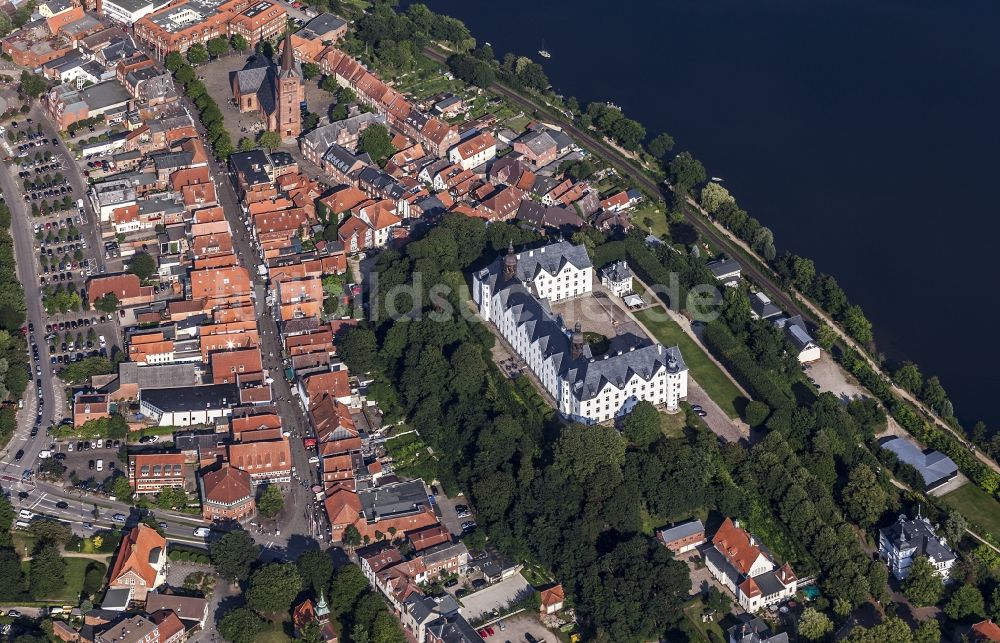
top-left (0, 105), bottom-right (60, 470)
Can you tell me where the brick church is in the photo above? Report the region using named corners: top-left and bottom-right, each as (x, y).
top-left (231, 30), bottom-right (305, 140)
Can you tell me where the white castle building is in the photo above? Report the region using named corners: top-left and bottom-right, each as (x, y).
top-left (473, 241), bottom-right (688, 424)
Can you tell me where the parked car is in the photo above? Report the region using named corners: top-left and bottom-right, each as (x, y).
top-left (112, 513), bottom-right (126, 522)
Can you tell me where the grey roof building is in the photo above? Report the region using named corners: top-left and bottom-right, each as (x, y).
top-left (358, 480), bottom-right (429, 523)
top-left (879, 513), bottom-right (957, 580)
top-left (514, 200), bottom-right (583, 231)
top-left (707, 258), bottom-right (742, 285)
top-left (425, 613), bottom-right (482, 643)
top-left (749, 292), bottom-right (782, 320)
top-left (880, 436), bottom-right (959, 491)
top-left (474, 241), bottom-right (688, 421)
top-left (728, 618), bottom-right (789, 643)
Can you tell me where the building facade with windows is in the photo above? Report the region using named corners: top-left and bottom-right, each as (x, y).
top-left (879, 513), bottom-right (956, 580)
top-left (473, 241), bottom-right (687, 423)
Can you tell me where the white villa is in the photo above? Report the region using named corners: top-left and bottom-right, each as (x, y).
top-left (879, 514), bottom-right (956, 581)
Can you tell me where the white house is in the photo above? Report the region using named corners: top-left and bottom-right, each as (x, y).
top-left (473, 241), bottom-right (688, 423)
top-left (100, 0), bottom-right (164, 24)
top-left (139, 384), bottom-right (235, 427)
top-left (600, 260), bottom-right (633, 297)
top-left (707, 258), bottom-right (742, 287)
top-left (704, 518), bottom-right (797, 613)
top-left (773, 315), bottom-right (821, 363)
top-left (448, 131), bottom-right (496, 171)
top-left (879, 514), bottom-right (956, 581)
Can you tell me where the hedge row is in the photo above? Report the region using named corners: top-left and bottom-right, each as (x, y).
top-left (703, 321), bottom-right (793, 410)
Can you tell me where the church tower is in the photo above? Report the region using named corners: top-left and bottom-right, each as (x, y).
top-left (276, 30), bottom-right (304, 139)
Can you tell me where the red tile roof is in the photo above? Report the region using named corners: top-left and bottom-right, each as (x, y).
top-left (109, 524), bottom-right (166, 588)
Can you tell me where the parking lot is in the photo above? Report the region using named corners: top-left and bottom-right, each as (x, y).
top-left (7, 113), bottom-right (123, 394)
top-left (481, 613), bottom-right (557, 643)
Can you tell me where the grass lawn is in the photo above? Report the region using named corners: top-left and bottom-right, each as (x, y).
top-left (505, 115), bottom-right (532, 133)
top-left (682, 599), bottom-right (727, 642)
top-left (21, 557), bottom-right (90, 603)
top-left (633, 202), bottom-right (669, 239)
top-left (258, 621), bottom-right (292, 643)
top-left (660, 410), bottom-right (686, 438)
top-left (634, 309), bottom-right (742, 419)
top-left (940, 483), bottom-right (1000, 540)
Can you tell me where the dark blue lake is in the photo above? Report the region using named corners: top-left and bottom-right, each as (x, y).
top-left (412, 0), bottom-right (1000, 427)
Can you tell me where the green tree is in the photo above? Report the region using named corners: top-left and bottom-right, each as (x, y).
top-left (797, 607), bottom-right (833, 641)
top-left (903, 556), bottom-right (943, 607)
top-left (29, 542), bottom-right (66, 599)
top-left (18, 72), bottom-right (47, 99)
top-left (257, 130), bottom-right (282, 151)
top-left (667, 151), bottom-right (706, 193)
top-left (28, 518), bottom-right (71, 545)
top-left (841, 464), bottom-right (886, 528)
top-left (238, 137), bottom-right (256, 152)
top-left (211, 530), bottom-right (260, 582)
top-left (303, 112), bottom-right (320, 131)
top-left (700, 182), bottom-right (734, 214)
top-left (82, 561), bottom-right (106, 596)
top-left (893, 362), bottom-right (923, 394)
top-left (621, 401), bottom-right (661, 448)
top-left (246, 563), bottom-right (302, 615)
top-left (340, 327), bottom-right (379, 374)
top-left (847, 617), bottom-right (911, 643)
top-left (648, 132), bottom-right (675, 160)
top-left (186, 43), bottom-right (208, 65)
top-left (342, 524), bottom-right (362, 548)
top-left (553, 422), bottom-right (626, 483)
top-left (913, 618), bottom-right (940, 643)
top-left (359, 124), bottom-right (396, 164)
top-left (0, 548), bottom-right (25, 599)
top-left (230, 34), bottom-right (249, 52)
top-left (945, 583), bottom-right (985, 620)
top-left (218, 607), bottom-right (264, 643)
top-left (257, 484), bottom-right (284, 519)
top-left (296, 548), bottom-right (334, 596)
top-left (164, 51), bottom-right (185, 72)
top-left (743, 400), bottom-right (771, 427)
top-left (302, 62), bottom-right (320, 79)
top-left (207, 36), bottom-right (230, 58)
top-left (370, 611), bottom-right (405, 643)
top-left (93, 292), bottom-right (119, 314)
top-left (942, 511), bottom-right (968, 547)
top-left (127, 251), bottom-right (156, 281)
top-left (329, 564), bottom-right (369, 617)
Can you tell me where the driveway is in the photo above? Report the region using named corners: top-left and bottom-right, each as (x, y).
top-left (686, 382), bottom-right (746, 443)
top-left (457, 573), bottom-right (534, 622)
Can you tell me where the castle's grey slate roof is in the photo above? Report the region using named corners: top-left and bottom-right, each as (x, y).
top-left (478, 242), bottom-right (685, 402)
top-left (880, 437), bottom-right (958, 490)
top-left (880, 514), bottom-right (957, 562)
top-left (508, 240), bottom-right (591, 283)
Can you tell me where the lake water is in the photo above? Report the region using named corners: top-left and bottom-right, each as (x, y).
top-left (412, 0), bottom-right (1000, 427)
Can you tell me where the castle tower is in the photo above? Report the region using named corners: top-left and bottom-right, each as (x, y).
top-left (276, 30), bottom-right (304, 140)
top-left (503, 241), bottom-right (517, 281)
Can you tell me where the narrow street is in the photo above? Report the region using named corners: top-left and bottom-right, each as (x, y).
top-left (170, 90), bottom-right (325, 557)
